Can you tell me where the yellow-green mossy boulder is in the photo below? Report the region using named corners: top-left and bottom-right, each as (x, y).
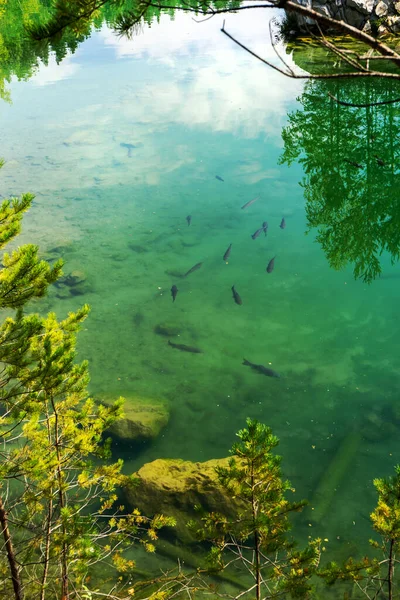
top-left (104, 397), bottom-right (170, 441)
top-left (123, 457), bottom-right (241, 543)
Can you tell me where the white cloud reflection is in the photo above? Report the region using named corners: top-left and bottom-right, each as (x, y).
top-left (29, 54), bottom-right (80, 86)
top-left (4, 8), bottom-right (304, 192)
top-left (100, 9), bottom-right (303, 139)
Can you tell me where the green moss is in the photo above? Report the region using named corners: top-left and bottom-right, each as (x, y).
top-left (101, 395), bottom-right (170, 441)
top-left (123, 457), bottom-right (241, 543)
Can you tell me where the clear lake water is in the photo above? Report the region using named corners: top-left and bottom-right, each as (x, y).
top-left (1, 7), bottom-right (400, 578)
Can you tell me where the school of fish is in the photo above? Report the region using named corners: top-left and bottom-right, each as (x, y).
top-left (165, 176), bottom-right (286, 378)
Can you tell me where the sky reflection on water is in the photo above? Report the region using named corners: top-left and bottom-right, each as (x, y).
top-left (2, 6), bottom-right (400, 567)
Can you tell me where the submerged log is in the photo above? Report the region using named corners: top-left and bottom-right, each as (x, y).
top-left (310, 429), bottom-right (362, 524)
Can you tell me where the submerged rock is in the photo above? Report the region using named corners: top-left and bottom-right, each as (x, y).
top-left (53, 270), bottom-right (91, 297)
top-left (65, 270), bottom-right (86, 286)
top-left (55, 270), bottom-right (86, 288)
top-left (122, 457), bottom-right (242, 543)
top-left (44, 241), bottom-right (74, 259)
top-left (55, 289), bottom-right (71, 300)
top-left (103, 396), bottom-right (170, 441)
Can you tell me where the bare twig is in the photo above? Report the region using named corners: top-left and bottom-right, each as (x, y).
top-left (283, 0), bottom-right (400, 67)
top-left (328, 91), bottom-right (400, 106)
top-left (221, 21), bottom-right (400, 80)
top-left (313, 21), bottom-right (368, 72)
top-left (268, 19), bottom-right (295, 76)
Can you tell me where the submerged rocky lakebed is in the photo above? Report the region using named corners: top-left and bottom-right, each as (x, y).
top-left (1, 7), bottom-right (400, 577)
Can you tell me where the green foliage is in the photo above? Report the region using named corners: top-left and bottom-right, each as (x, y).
top-left (277, 12), bottom-right (301, 43)
top-left (0, 194), bottom-right (62, 308)
top-left (0, 0), bottom-right (245, 101)
top-left (280, 77), bottom-right (400, 283)
top-left (193, 418), bottom-right (321, 600)
top-left (0, 160), bottom-right (171, 599)
top-left (320, 465), bottom-right (400, 599)
top-left (371, 465), bottom-right (400, 541)
top-left (27, 0), bottom-right (107, 41)
top-left (0, 0), bottom-right (97, 101)
top-left (109, 0), bottom-right (241, 36)
top-left (25, 0), bottom-right (242, 41)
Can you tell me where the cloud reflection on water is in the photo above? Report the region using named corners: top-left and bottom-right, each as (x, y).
top-left (29, 54), bottom-right (80, 86)
top-left (100, 9), bottom-right (303, 139)
top-left (3, 8), bottom-right (303, 194)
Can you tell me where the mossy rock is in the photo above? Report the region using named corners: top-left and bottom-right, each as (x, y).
top-left (103, 396), bottom-right (170, 441)
top-left (67, 270), bottom-right (86, 285)
top-left (122, 457), bottom-right (242, 544)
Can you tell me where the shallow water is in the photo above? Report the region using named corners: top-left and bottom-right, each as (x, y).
top-left (1, 7), bottom-right (400, 571)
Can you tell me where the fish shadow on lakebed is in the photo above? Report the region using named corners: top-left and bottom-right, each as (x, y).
top-left (165, 270), bottom-right (185, 279)
top-left (165, 262), bottom-right (204, 280)
top-left (167, 340), bottom-right (203, 354)
top-left (128, 243), bottom-right (149, 254)
top-left (153, 322), bottom-right (200, 340)
top-left (132, 312), bottom-right (145, 327)
top-left (141, 358), bottom-right (173, 376)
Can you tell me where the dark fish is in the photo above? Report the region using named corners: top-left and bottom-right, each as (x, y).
top-left (344, 158), bottom-right (362, 169)
top-left (184, 262), bottom-right (202, 277)
top-left (186, 215), bottom-right (192, 226)
top-left (262, 221), bottom-right (268, 236)
top-left (241, 195), bottom-right (260, 210)
top-left (375, 155), bottom-right (386, 167)
top-left (171, 285), bottom-right (178, 302)
top-left (243, 358), bottom-right (280, 378)
top-left (120, 142), bottom-right (136, 157)
top-left (232, 285), bottom-right (242, 305)
top-left (266, 257), bottom-right (276, 273)
top-left (216, 175), bottom-right (224, 182)
top-left (168, 340), bottom-right (202, 353)
top-left (223, 243), bottom-right (232, 262)
top-left (280, 218), bottom-right (286, 229)
top-left (251, 227), bottom-right (264, 240)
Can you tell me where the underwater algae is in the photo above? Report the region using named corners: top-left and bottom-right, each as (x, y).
top-left (0, 14), bottom-right (399, 570)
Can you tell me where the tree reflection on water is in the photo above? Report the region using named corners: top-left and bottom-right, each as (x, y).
top-left (280, 77), bottom-right (400, 283)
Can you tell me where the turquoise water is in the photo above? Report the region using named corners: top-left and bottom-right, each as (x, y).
top-left (1, 8), bottom-right (400, 573)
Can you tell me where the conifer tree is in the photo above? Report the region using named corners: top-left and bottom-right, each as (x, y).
top-left (0, 183), bottom-right (62, 600)
top-left (320, 465), bottom-right (400, 600)
top-left (193, 418), bottom-right (321, 600)
top-left (0, 169), bottom-right (174, 600)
